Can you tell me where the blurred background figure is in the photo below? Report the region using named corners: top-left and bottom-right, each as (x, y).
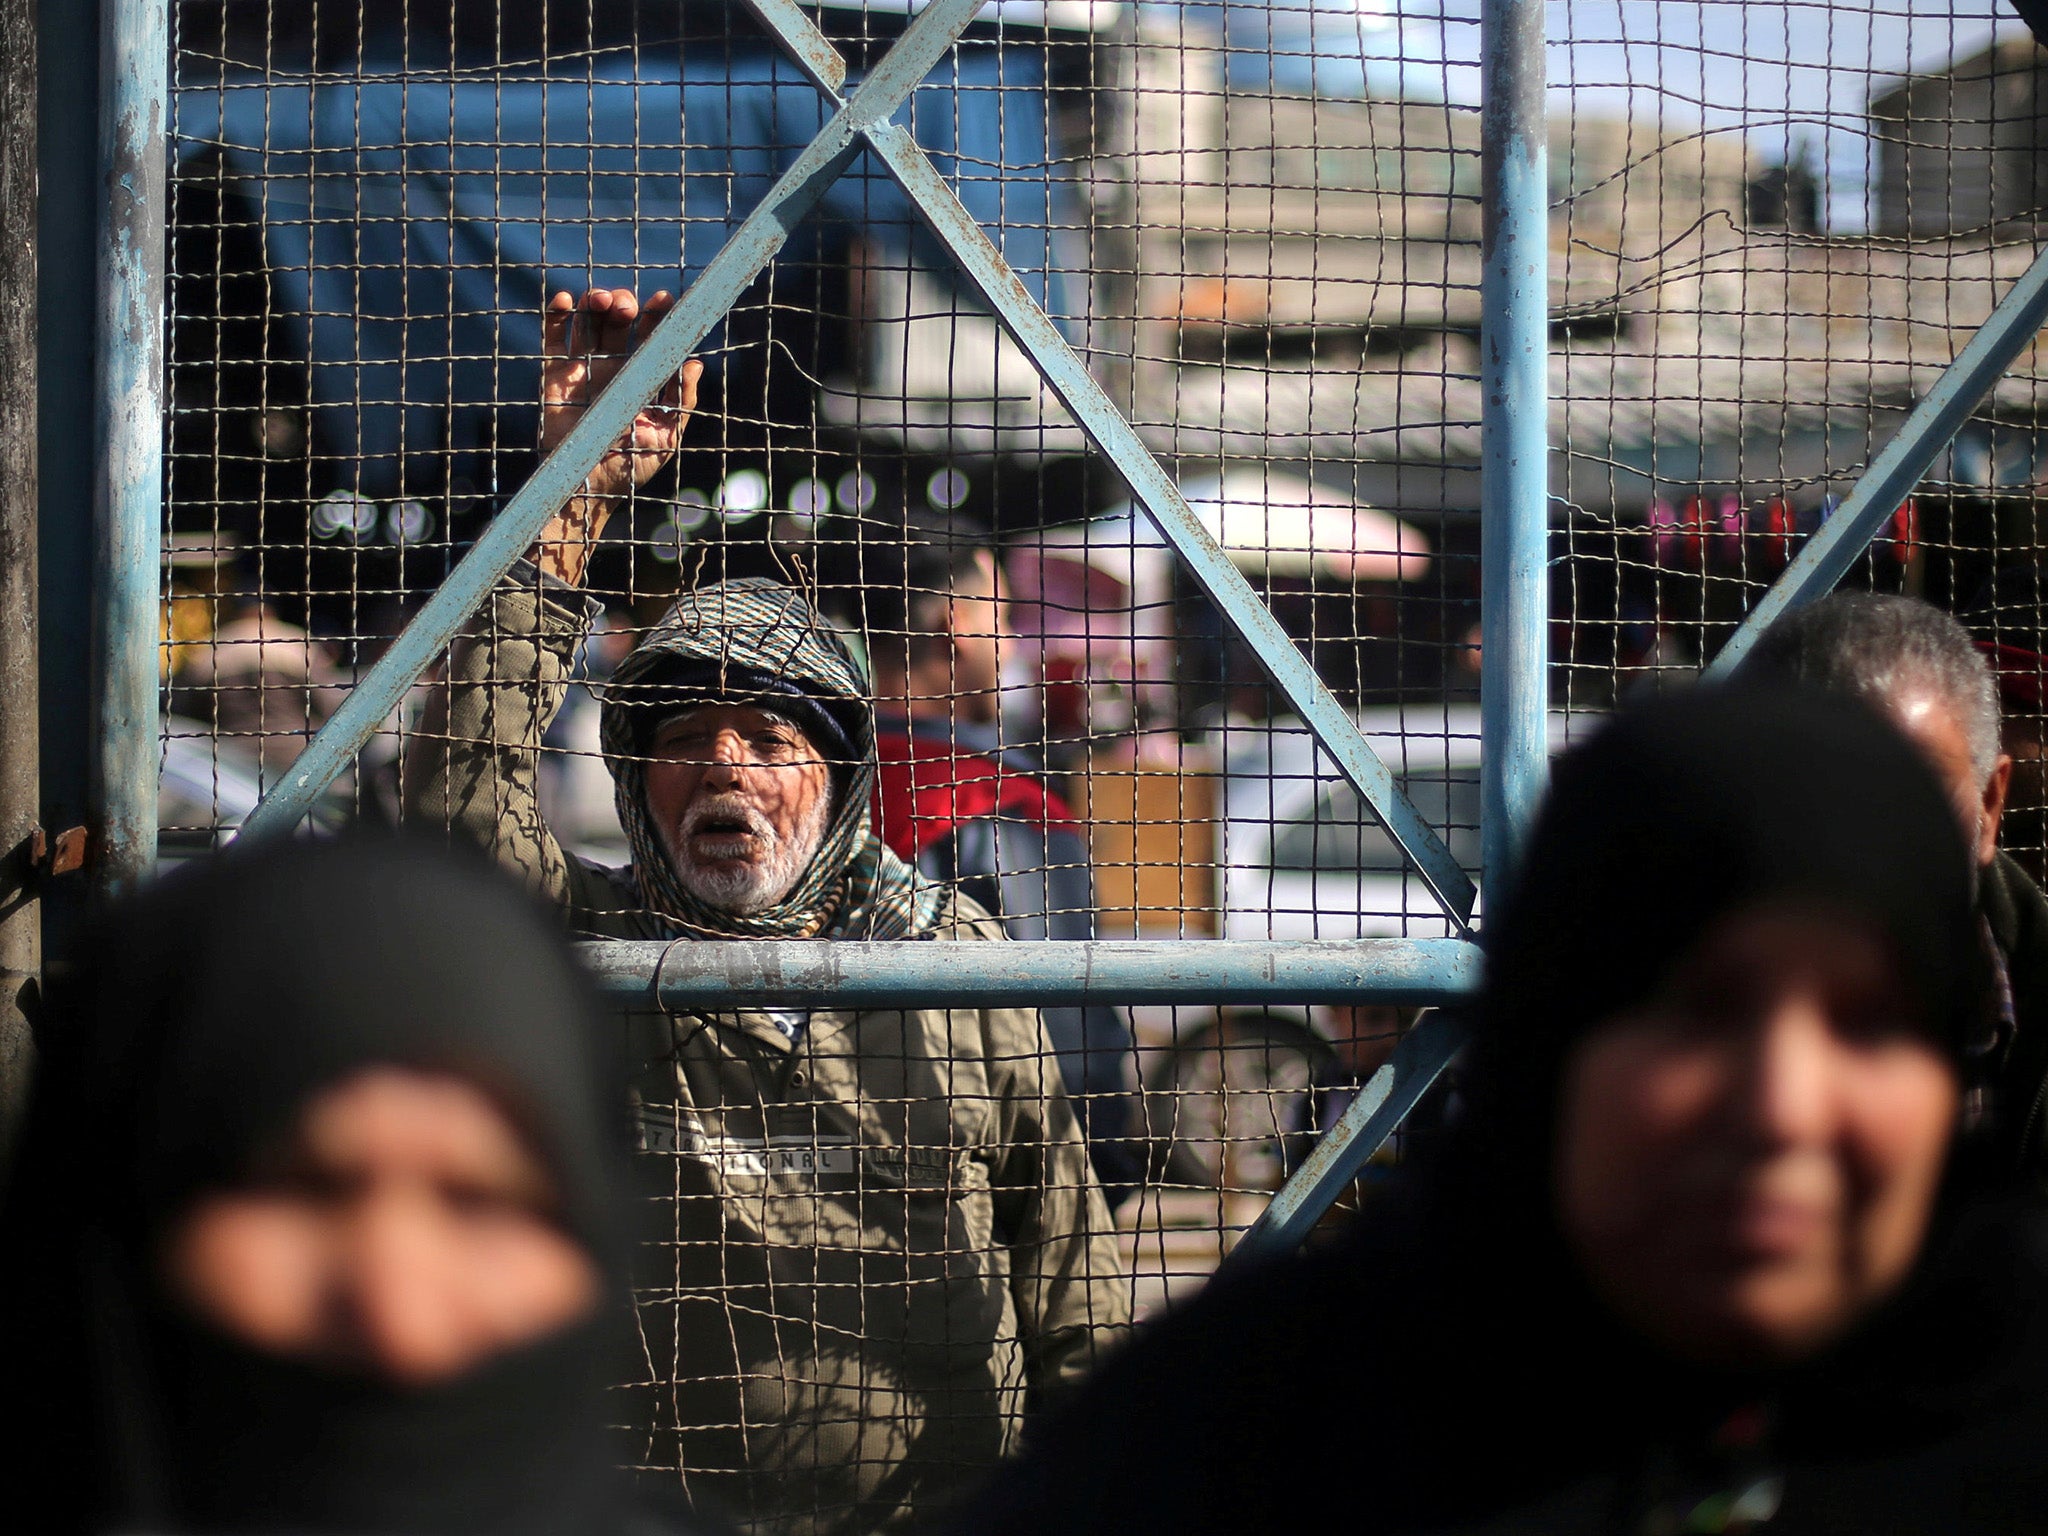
top-left (162, 533), bottom-right (349, 790)
top-left (1963, 563), bottom-right (2048, 890)
top-left (820, 507), bottom-right (1145, 1205)
top-left (1747, 591), bottom-right (2048, 1179)
top-left (956, 687), bottom-right (2048, 1535)
top-left (0, 840), bottom-right (702, 1536)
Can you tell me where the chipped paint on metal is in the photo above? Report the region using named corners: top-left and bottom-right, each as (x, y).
top-left (1478, 0), bottom-right (1550, 896)
top-left (91, 0), bottom-right (167, 892)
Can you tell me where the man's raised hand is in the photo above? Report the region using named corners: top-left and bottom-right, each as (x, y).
top-left (539, 287), bottom-right (703, 503)
top-left (531, 287), bottom-right (704, 585)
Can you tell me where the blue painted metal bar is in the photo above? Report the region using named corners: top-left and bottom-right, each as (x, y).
top-left (1477, 0), bottom-right (1550, 896)
top-left (578, 938), bottom-right (1483, 1010)
top-left (1704, 240), bottom-right (2048, 682)
top-left (90, 0), bottom-right (168, 894)
top-left (859, 117), bottom-right (1477, 926)
top-left (236, 0), bottom-right (992, 842)
top-left (1224, 1010), bottom-right (1473, 1268)
top-left (743, 0), bottom-right (850, 95)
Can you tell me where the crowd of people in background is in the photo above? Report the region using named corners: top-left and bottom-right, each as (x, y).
top-left (15, 285), bottom-right (2048, 1532)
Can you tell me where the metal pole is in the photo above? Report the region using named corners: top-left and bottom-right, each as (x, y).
top-left (579, 938), bottom-right (1484, 1011)
top-left (88, 0), bottom-right (167, 894)
top-left (1704, 241), bottom-right (2048, 680)
top-left (1478, 0), bottom-right (1551, 896)
top-left (36, 0), bottom-right (98, 965)
top-left (0, 0), bottom-right (38, 1158)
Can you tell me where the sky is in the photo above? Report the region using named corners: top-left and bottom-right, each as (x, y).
top-left (1164, 1), bottom-right (2030, 228)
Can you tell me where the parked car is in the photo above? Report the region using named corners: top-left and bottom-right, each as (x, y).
top-left (1215, 705), bottom-right (1595, 941)
top-left (158, 717), bottom-right (350, 860)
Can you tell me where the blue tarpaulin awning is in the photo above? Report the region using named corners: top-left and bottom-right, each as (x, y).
top-left (172, 42), bottom-right (1075, 499)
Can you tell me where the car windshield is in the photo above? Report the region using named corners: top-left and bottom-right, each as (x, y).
top-left (1268, 768), bottom-right (1483, 874)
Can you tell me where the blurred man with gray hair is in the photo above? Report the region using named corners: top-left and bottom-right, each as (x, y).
top-left (1749, 590), bottom-right (2048, 1177)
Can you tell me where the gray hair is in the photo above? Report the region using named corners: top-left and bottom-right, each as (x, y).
top-left (1745, 591), bottom-right (2001, 785)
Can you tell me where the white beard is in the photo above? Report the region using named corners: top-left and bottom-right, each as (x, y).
top-left (665, 789), bottom-right (833, 915)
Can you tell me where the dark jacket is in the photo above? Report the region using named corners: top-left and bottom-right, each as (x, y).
top-left (1981, 849), bottom-right (2048, 1177)
top-left (873, 714), bottom-right (1143, 1202)
top-left (956, 1190), bottom-right (2048, 1536)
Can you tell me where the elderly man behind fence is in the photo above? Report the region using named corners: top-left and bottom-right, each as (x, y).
top-left (407, 287), bottom-right (1129, 1536)
top-left (1748, 590), bottom-right (2048, 1178)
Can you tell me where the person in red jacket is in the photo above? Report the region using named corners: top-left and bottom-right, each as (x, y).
top-left (821, 508), bottom-right (1144, 1205)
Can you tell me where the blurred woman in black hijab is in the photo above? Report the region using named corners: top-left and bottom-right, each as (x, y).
top-left (956, 686), bottom-right (2048, 1535)
top-left (0, 839), bottom-right (699, 1535)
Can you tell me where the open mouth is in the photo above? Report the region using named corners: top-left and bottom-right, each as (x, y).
top-left (683, 805), bottom-right (770, 864)
top-left (680, 795), bottom-right (774, 863)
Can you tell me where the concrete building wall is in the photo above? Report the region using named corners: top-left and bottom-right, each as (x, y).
top-left (1871, 36), bottom-right (2048, 239)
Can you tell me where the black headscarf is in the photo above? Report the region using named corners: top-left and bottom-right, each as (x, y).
top-left (0, 838), bottom-right (650, 1536)
top-left (1458, 683), bottom-right (1992, 1224)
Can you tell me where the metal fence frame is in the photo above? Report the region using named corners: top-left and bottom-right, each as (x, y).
top-left (60, 0), bottom-right (2048, 1242)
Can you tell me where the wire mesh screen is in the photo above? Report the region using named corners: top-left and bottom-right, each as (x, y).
top-left (157, 0), bottom-right (2048, 1528)
top-left (1546, 3), bottom-right (2048, 881)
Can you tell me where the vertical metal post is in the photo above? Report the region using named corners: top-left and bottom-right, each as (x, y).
top-left (37, 0), bottom-right (99, 953)
top-left (90, 0), bottom-right (167, 893)
top-left (1224, 0), bottom-right (1551, 1257)
top-left (0, 0), bottom-right (38, 1157)
top-left (1479, 0), bottom-right (1550, 896)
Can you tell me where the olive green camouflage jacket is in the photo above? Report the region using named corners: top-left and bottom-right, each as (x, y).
top-left (406, 571), bottom-right (1131, 1536)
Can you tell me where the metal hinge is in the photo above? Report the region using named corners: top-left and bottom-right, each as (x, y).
top-left (22, 826), bottom-right (88, 879)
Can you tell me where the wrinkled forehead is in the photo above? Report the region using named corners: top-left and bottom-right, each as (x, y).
top-left (651, 701), bottom-right (815, 747)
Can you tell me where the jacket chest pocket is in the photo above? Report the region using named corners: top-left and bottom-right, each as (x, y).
top-left (850, 1152), bottom-right (1007, 1374)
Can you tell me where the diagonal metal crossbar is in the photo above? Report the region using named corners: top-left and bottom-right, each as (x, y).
top-left (234, 0), bottom-right (1477, 927)
top-left (1221, 1009), bottom-right (1472, 1269)
top-left (1704, 240), bottom-right (2048, 679)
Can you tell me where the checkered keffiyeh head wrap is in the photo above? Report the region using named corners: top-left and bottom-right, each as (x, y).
top-left (600, 578), bottom-right (942, 940)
